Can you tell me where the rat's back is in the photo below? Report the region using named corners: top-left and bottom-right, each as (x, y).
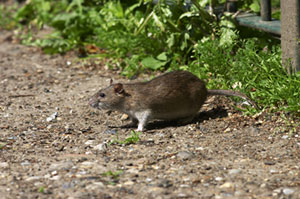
top-left (129, 71), bottom-right (208, 120)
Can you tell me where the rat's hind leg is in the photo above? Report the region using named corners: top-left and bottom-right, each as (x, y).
top-left (135, 110), bottom-right (151, 132)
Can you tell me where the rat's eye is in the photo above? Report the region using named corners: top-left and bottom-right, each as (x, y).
top-left (99, 93), bottom-right (105, 98)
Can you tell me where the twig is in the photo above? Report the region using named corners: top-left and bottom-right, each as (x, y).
top-left (9, 94), bottom-right (35, 98)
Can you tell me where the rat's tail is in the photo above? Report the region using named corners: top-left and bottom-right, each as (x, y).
top-left (208, 89), bottom-right (258, 109)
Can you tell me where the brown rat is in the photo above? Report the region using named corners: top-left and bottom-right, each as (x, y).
top-left (89, 71), bottom-right (257, 131)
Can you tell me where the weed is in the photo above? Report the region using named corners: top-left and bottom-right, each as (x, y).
top-left (0, 4), bottom-right (18, 30)
top-left (101, 170), bottom-right (123, 179)
top-left (0, 143), bottom-right (6, 150)
top-left (110, 130), bottom-right (141, 145)
top-left (38, 186), bottom-right (45, 193)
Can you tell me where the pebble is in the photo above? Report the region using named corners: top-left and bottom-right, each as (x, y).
top-left (49, 161), bottom-right (73, 171)
top-left (0, 162), bottom-right (9, 168)
top-left (25, 176), bottom-right (42, 181)
top-left (21, 161), bottom-right (30, 166)
top-left (120, 114), bottom-right (129, 120)
top-left (215, 177), bottom-right (223, 181)
top-left (219, 182), bottom-right (234, 190)
top-left (93, 143), bottom-right (108, 152)
top-left (84, 140), bottom-right (95, 145)
top-left (123, 181), bottom-right (134, 186)
top-left (177, 151), bottom-right (195, 160)
top-left (80, 161), bottom-right (95, 168)
top-left (282, 135), bottom-right (289, 139)
top-left (228, 169), bottom-right (241, 175)
top-left (46, 112), bottom-right (58, 122)
top-left (283, 188), bottom-right (294, 195)
top-left (104, 129), bottom-right (117, 135)
top-left (50, 175), bottom-right (60, 180)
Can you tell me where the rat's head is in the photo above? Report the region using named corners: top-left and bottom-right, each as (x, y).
top-left (89, 83), bottom-right (128, 110)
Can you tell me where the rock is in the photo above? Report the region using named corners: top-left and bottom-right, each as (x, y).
top-left (104, 129), bottom-right (117, 134)
top-left (177, 151), bottom-right (195, 160)
top-left (120, 114), bottom-right (129, 120)
top-left (46, 112), bottom-right (58, 122)
top-left (247, 127), bottom-right (260, 136)
top-left (123, 181), bottom-right (134, 186)
top-left (264, 161), bottom-right (275, 165)
top-left (228, 169), bottom-right (241, 175)
top-left (282, 135), bottom-right (289, 139)
top-left (219, 182), bottom-right (235, 190)
top-left (158, 179), bottom-right (172, 188)
top-left (50, 175), bottom-right (60, 180)
top-left (21, 161), bottom-right (30, 166)
top-left (84, 140), bottom-right (95, 146)
top-left (93, 142), bottom-right (108, 152)
top-left (215, 177), bottom-right (223, 181)
top-left (49, 161), bottom-right (73, 171)
top-left (25, 176), bottom-right (42, 181)
top-left (283, 188), bottom-right (294, 195)
top-left (0, 162), bottom-right (9, 168)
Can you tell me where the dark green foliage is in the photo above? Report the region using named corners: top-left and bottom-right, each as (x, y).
top-left (0, 0), bottom-right (298, 115)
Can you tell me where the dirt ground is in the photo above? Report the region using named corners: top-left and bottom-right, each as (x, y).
top-left (0, 30), bottom-right (300, 199)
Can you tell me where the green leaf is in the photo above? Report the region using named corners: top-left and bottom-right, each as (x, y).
top-left (157, 52), bottom-right (168, 61)
top-left (250, 0), bottom-right (260, 13)
top-left (141, 56), bottom-right (168, 70)
top-left (219, 28), bottom-right (237, 46)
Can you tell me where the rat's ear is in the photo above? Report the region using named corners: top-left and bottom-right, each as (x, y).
top-left (114, 83), bottom-right (124, 94)
top-left (110, 79), bottom-right (113, 85)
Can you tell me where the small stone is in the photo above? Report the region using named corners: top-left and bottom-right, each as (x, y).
top-left (219, 182), bottom-right (234, 190)
top-left (80, 161), bottom-right (95, 169)
top-left (120, 114), bottom-right (129, 120)
top-left (46, 112), bottom-right (58, 122)
top-left (215, 177), bottom-right (223, 181)
top-left (177, 151), bottom-right (195, 160)
top-left (21, 161), bottom-right (30, 166)
top-left (264, 161), bottom-right (275, 165)
top-left (104, 129), bottom-right (117, 135)
top-left (146, 178), bottom-right (152, 182)
top-left (270, 169), bottom-right (278, 174)
top-left (283, 188), bottom-right (294, 195)
top-left (93, 143), bottom-right (108, 152)
top-left (177, 193), bottom-right (189, 198)
top-left (228, 169), bottom-right (241, 175)
top-left (0, 162), bottom-right (9, 168)
top-left (158, 179), bottom-right (172, 188)
top-left (49, 161), bottom-right (73, 171)
top-left (25, 176), bottom-right (42, 181)
top-left (273, 188), bottom-right (281, 195)
top-left (36, 69), bottom-right (43, 73)
top-left (123, 181), bottom-right (134, 185)
top-left (50, 175), bottom-right (60, 180)
top-left (51, 170), bottom-right (57, 175)
top-left (84, 140), bottom-right (95, 145)
top-left (282, 135), bottom-right (289, 139)
top-left (260, 183), bottom-right (266, 188)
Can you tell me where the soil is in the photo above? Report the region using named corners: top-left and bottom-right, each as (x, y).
top-left (0, 30), bottom-right (300, 199)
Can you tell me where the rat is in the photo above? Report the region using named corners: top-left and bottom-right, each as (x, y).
top-left (89, 71), bottom-right (257, 131)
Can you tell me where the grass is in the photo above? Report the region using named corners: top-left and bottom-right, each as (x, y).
top-left (0, 1), bottom-right (298, 117)
top-left (110, 130), bottom-right (141, 145)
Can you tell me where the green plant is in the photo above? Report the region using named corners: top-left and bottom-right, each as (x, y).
top-left (110, 130), bottom-right (141, 145)
top-left (38, 186), bottom-right (45, 193)
top-left (191, 38), bottom-right (300, 114)
top-left (0, 143), bottom-right (6, 150)
top-left (101, 170), bottom-right (123, 179)
top-left (0, 4), bottom-right (18, 30)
